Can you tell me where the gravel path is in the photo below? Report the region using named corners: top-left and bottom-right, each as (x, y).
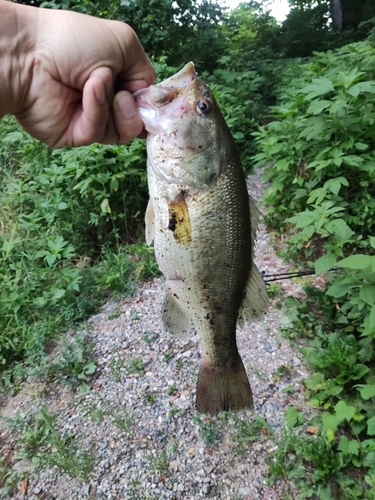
top-left (1, 168), bottom-right (310, 499)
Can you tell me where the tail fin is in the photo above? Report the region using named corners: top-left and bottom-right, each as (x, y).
top-left (195, 357), bottom-right (253, 415)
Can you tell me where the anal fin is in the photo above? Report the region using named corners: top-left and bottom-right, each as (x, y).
top-left (196, 356), bottom-right (253, 415)
top-left (145, 198), bottom-right (155, 246)
top-left (237, 195), bottom-right (269, 327)
top-left (238, 262), bottom-right (268, 327)
top-left (162, 289), bottom-right (191, 336)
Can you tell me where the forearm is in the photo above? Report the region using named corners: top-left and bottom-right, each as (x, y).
top-left (0, 0), bottom-right (37, 118)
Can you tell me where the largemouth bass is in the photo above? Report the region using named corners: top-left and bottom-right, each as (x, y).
top-left (134, 62), bottom-right (268, 415)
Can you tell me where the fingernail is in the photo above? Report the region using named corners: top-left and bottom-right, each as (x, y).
top-left (119, 94), bottom-right (136, 120)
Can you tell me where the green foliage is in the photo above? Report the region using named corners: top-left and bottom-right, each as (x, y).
top-left (254, 40), bottom-right (375, 260)
top-left (125, 357), bottom-right (145, 377)
top-left (255, 34), bottom-right (375, 498)
top-left (30, 330), bottom-right (97, 393)
top-left (0, 116), bottom-right (155, 375)
top-left (276, 270), bottom-right (375, 497)
top-left (3, 406), bottom-right (95, 481)
top-left (192, 414), bottom-right (222, 445)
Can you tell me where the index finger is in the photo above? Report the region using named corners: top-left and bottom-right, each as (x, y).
top-left (110, 21), bottom-right (156, 92)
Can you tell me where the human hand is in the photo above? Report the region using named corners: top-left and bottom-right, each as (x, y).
top-left (0, 2), bottom-right (155, 147)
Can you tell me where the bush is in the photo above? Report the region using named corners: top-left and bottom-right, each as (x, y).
top-left (253, 40), bottom-right (375, 261)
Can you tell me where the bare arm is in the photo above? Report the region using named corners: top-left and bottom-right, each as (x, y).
top-left (0, 0), bottom-right (155, 147)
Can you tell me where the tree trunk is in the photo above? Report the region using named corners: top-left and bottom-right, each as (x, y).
top-left (330, 0), bottom-right (343, 31)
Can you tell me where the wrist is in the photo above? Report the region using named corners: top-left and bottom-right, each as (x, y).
top-left (0, 1), bottom-right (37, 117)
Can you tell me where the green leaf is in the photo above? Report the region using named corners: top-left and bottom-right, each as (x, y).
top-left (338, 435), bottom-right (359, 456)
top-left (52, 289), bottom-right (66, 300)
top-left (338, 255), bottom-right (375, 270)
top-left (370, 237), bottom-right (375, 249)
top-left (304, 373), bottom-right (325, 390)
top-left (84, 362), bottom-right (97, 375)
top-left (367, 416), bottom-right (375, 436)
top-left (307, 100), bottom-right (331, 115)
top-left (327, 219), bottom-right (353, 243)
top-left (322, 412), bottom-right (339, 433)
top-left (334, 401), bottom-right (355, 422)
top-left (298, 117), bottom-right (327, 140)
top-left (315, 254), bottom-right (337, 274)
top-left (360, 285), bottom-right (375, 306)
top-left (285, 406), bottom-right (304, 429)
top-left (316, 485), bottom-right (333, 500)
top-left (355, 142), bottom-right (368, 151)
top-left (347, 81), bottom-right (375, 97)
top-left (300, 78), bottom-right (335, 99)
top-left (326, 281), bottom-right (352, 298)
top-left (360, 384), bottom-right (375, 400)
top-left (351, 364), bottom-right (369, 380)
top-left (369, 305), bottom-right (375, 330)
top-left (286, 212), bottom-right (315, 228)
top-left (100, 198), bottom-right (111, 214)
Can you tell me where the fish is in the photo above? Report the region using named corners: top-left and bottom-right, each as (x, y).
top-left (134, 62), bottom-right (268, 415)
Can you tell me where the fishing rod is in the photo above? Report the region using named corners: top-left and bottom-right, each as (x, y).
top-left (261, 267), bottom-right (342, 283)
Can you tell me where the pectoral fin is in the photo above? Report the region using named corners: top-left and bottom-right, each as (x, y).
top-left (162, 289), bottom-right (191, 336)
top-left (145, 198), bottom-right (155, 245)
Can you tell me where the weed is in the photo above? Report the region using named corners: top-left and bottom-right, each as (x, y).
top-left (232, 413), bottom-right (274, 445)
top-left (140, 391), bottom-right (158, 404)
top-left (30, 330), bottom-right (97, 393)
top-left (167, 385), bottom-right (177, 395)
top-left (0, 454), bottom-right (25, 498)
top-left (125, 357), bottom-right (144, 377)
top-left (163, 349), bottom-right (174, 363)
top-left (148, 448), bottom-right (169, 473)
top-left (82, 397), bottom-right (133, 433)
top-left (192, 415), bottom-right (222, 445)
top-left (109, 352), bottom-right (128, 382)
top-left (108, 407), bottom-right (133, 432)
top-left (273, 365), bottom-right (292, 382)
top-left (107, 310), bottom-right (121, 320)
top-left (141, 331), bottom-right (156, 344)
top-left (5, 406), bottom-right (95, 481)
top-left (168, 405), bottom-right (185, 418)
top-left (267, 282), bottom-right (283, 298)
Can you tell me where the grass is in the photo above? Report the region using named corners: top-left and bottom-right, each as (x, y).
top-left (2, 405), bottom-right (95, 490)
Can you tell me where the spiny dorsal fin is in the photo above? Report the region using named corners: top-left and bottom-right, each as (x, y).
top-left (145, 198), bottom-right (155, 246)
top-left (162, 289), bottom-right (191, 336)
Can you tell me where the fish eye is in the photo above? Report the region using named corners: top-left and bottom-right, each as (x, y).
top-left (196, 100), bottom-right (212, 116)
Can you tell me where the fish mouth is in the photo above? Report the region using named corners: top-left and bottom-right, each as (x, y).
top-left (133, 62), bottom-right (198, 132)
top-left (155, 62), bottom-right (197, 91)
top-left (134, 62), bottom-right (197, 103)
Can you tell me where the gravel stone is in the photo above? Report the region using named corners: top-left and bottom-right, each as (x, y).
top-left (0, 167), bottom-right (314, 499)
